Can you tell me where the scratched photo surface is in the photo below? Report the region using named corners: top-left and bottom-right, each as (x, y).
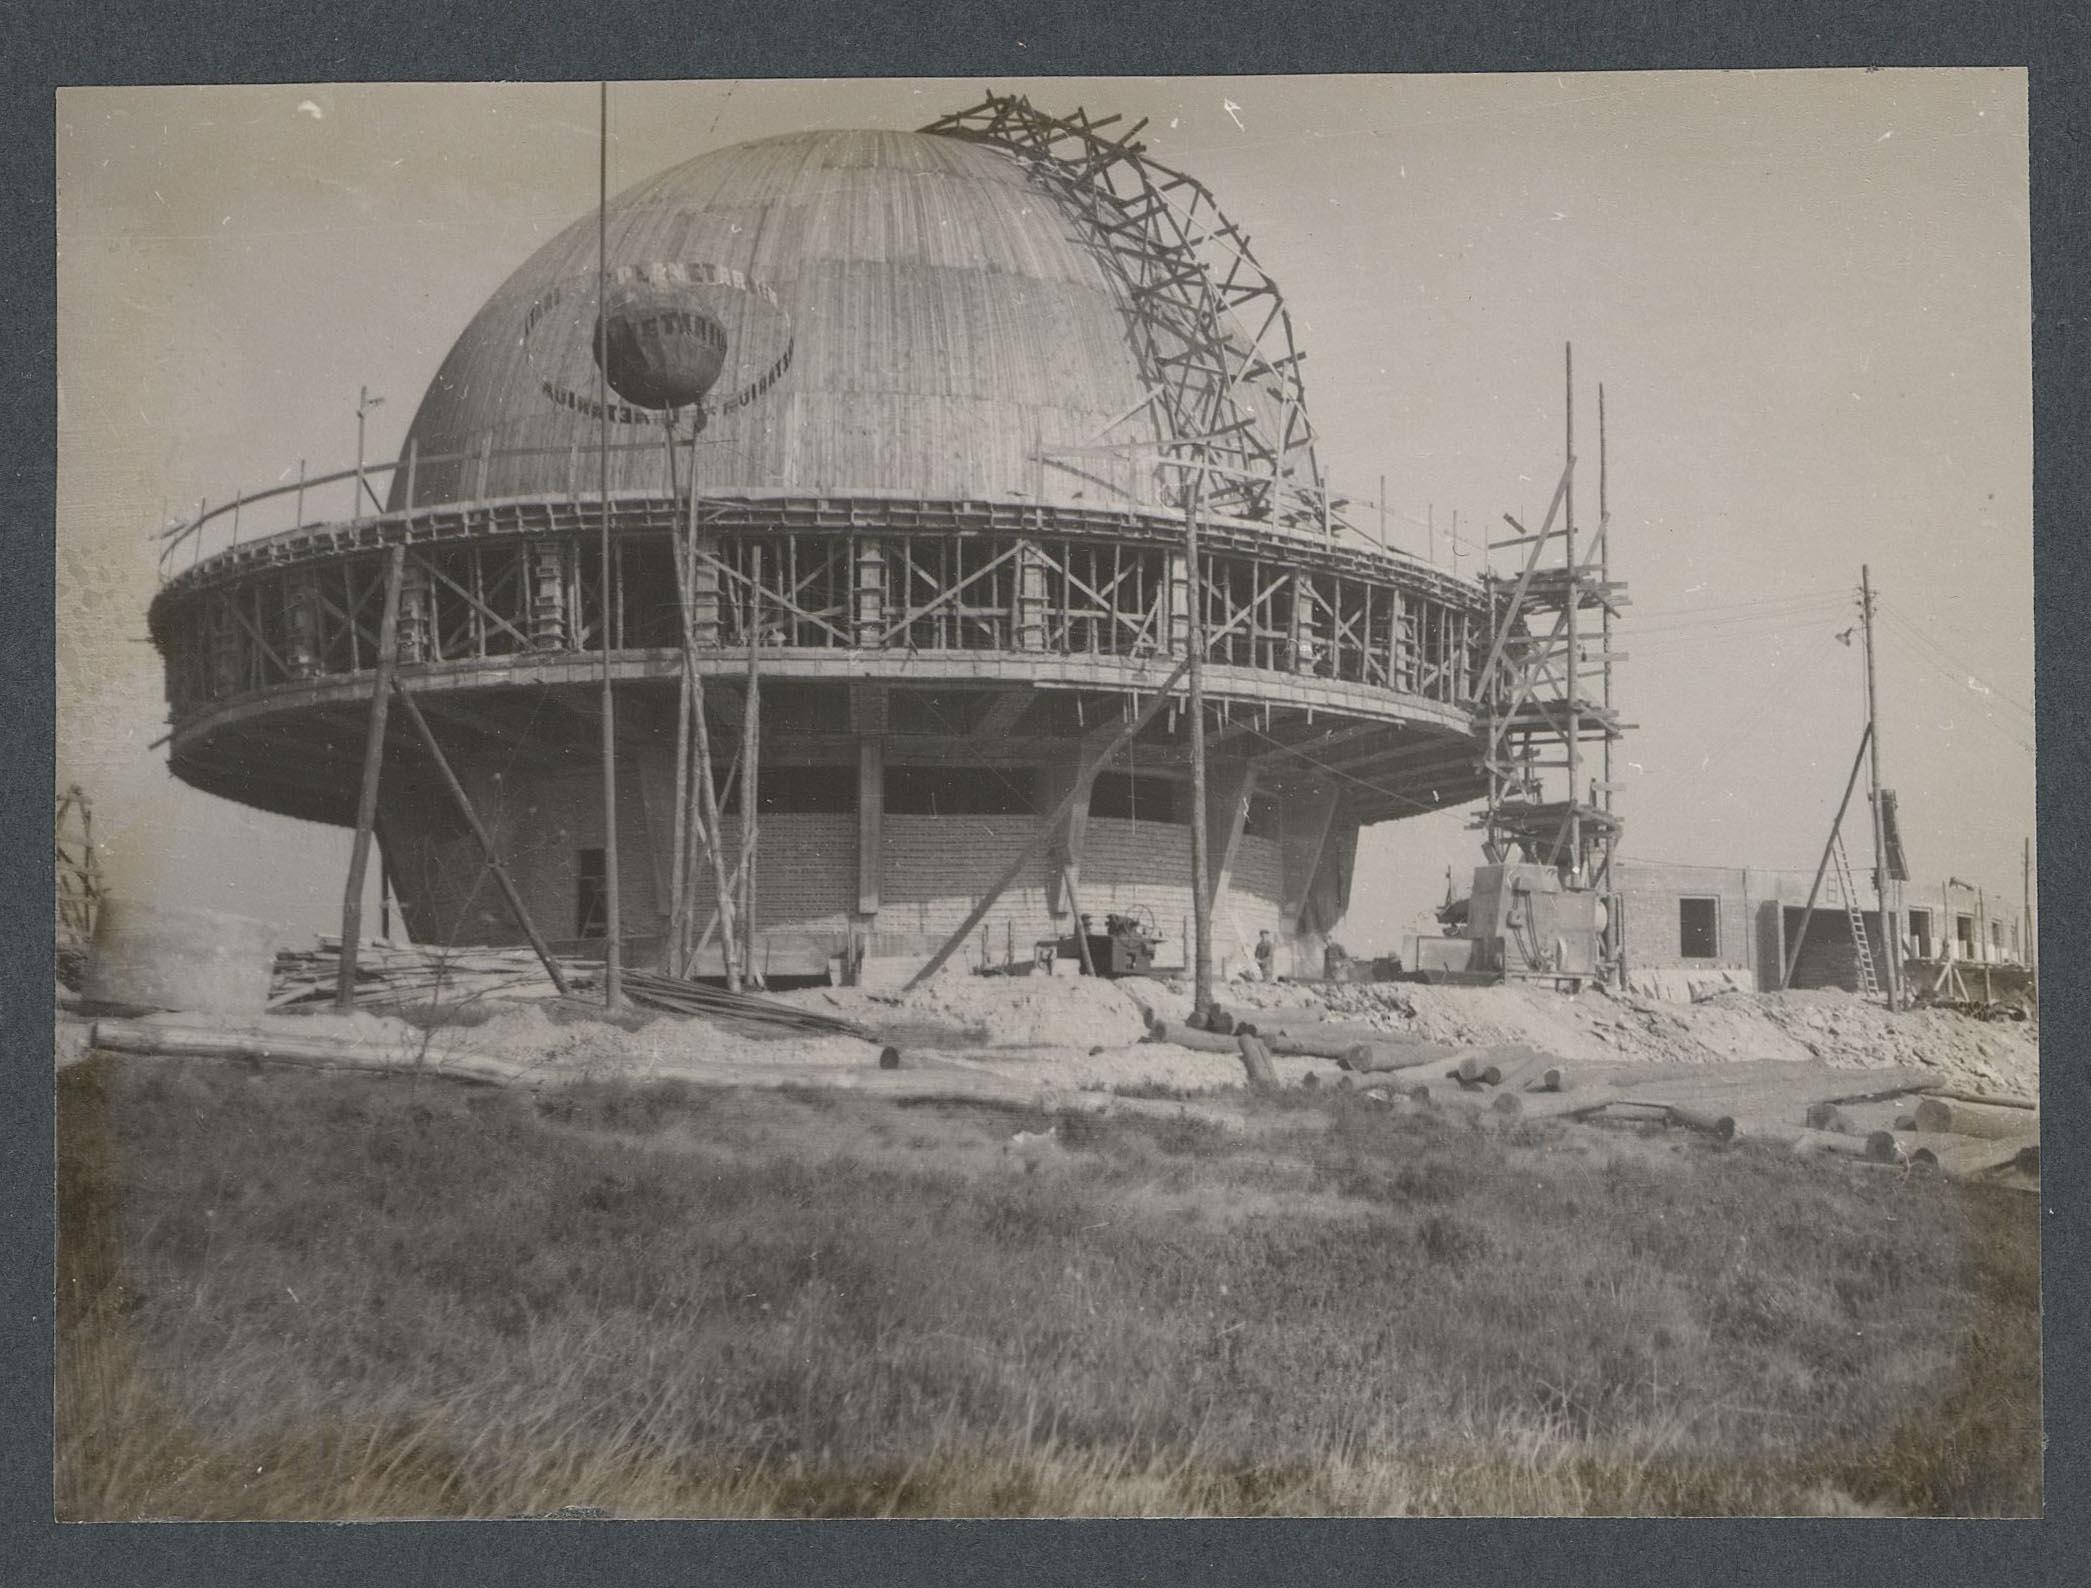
top-left (55, 73), bottom-right (2037, 1519)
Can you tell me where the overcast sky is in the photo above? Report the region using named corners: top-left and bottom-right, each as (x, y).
top-left (56, 71), bottom-right (2033, 950)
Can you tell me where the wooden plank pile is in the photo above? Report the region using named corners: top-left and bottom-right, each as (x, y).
top-left (271, 939), bottom-right (874, 1041)
top-left (271, 939), bottom-right (588, 1011)
top-left (614, 968), bottom-right (871, 1039)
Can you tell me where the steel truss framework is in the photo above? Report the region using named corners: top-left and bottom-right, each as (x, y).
top-left (923, 95), bottom-right (1340, 533)
top-left (156, 503), bottom-right (1483, 722)
top-left (1470, 362), bottom-right (1628, 887)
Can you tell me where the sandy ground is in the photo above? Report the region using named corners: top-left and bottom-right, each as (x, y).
top-left (61, 969), bottom-right (2038, 1103)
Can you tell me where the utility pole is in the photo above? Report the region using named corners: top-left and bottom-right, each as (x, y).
top-left (354, 387), bottom-right (385, 515)
top-left (595, 80), bottom-right (623, 1010)
top-left (1859, 565), bottom-right (1899, 1011)
top-left (2024, 834), bottom-right (2037, 997)
top-left (1185, 467), bottom-right (1214, 1017)
top-left (1563, 344), bottom-right (1580, 875)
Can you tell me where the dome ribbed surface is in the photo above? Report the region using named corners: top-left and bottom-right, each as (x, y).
top-left (394, 129), bottom-right (1170, 511)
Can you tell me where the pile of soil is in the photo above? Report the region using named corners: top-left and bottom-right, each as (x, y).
top-left (775, 975), bottom-right (1154, 1052)
top-left (1136, 976), bottom-right (2037, 1097)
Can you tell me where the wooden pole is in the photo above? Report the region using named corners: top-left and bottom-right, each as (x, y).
top-left (1062, 863), bottom-right (1098, 977)
top-left (667, 524), bottom-right (693, 969)
top-left (682, 528), bottom-right (736, 984)
top-left (687, 838), bottom-right (754, 976)
top-left (337, 544), bottom-right (406, 1009)
top-left (391, 682), bottom-right (572, 997)
top-left (906, 653), bottom-right (1194, 991)
top-left (595, 80), bottom-right (624, 1009)
top-left (736, 576), bottom-right (763, 990)
top-left (1780, 724), bottom-right (1874, 991)
top-left (1860, 565), bottom-right (1898, 1011)
top-left (1564, 343), bottom-right (1581, 873)
top-left (2024, 834), bottom-right (2037, 995)
top-left (1184, 468), bottom-right (1214, 1018)
top-left (1598, 382), bottom-right (1619, 977)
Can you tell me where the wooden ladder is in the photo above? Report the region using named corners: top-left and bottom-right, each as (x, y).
top-left (1829, 830), bottom-right (1881, 1000)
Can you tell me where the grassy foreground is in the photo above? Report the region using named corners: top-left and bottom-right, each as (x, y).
top-left (57, 1054), bottom-right (2039, 1518)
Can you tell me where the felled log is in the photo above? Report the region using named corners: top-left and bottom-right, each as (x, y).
top-left (1340, 1040), bottom-right (1456, 1074)
top-left (1452, 1056), bottom-right (1503, 1087)
top-left (1919, 1086), bottom-right (2037, 1112)
top-left (1148, 1021), bottom-right (1253, 1055)
top-left (90, 1018), bottom-right (534, 1086)
top-left (1805, 1101), bottom-right (1854, 1134)
top-left (1913, 1096), bottom-right (2040, 1141)
top-left (1234, 1027), bottom-right (1358, 1060)
top-left (1884, 1130), bottom-right (2037, 1179)
top-left (1665, 1105), bottom-right (1738, 1141)
top-left (1759, 1125), bottom-right (1888, 1160)
top-left (1236, 1031), bottom-right (1280, 1091)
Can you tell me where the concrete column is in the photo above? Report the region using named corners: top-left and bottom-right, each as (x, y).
top-left (208, 599), bottom-right (242, 696)
top-left (1016, 539), bottom-right (1050, 652)
top-left (853, 536), bottom-right (884, 651)
top-left (686, 531), bottom-right (723, 650)
top-left (1289, 573), bottom-right (1324, 675)
top-left (1280, 786), bottom-right (1342, 936)
top-left (395, 557), bottom-right (433, 664)
top-left (1166, 551), bottom-right (1190, 655)
top-left (526, 541), bottom-right (569, 650)
top-left (284, 568), bottom-right (323, 678)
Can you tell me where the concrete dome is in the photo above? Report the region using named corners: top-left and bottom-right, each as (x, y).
top-left (393, 129), bottom-right (1178, 513)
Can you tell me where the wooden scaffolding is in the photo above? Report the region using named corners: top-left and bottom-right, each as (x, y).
top-left (1471, 349), bottom-right (1629, 905)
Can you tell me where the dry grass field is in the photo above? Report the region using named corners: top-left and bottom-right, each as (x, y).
top-left (57, 1052), bottom-right (2039, 1519)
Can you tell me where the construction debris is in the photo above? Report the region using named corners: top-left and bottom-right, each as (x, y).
top-left (268, 939), bottom-right (871, 1040)
top-left (271, 940), bottom-right (579, 1011)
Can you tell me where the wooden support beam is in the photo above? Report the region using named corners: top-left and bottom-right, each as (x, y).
top-left (1204, 759), bottom-right (1258, 914)
top-left (390, 683), bottom-right (572, 996)
top-left (337, 545), bottom-right (405, 1010)
top-left (1045, 716), bottom-right (1123, 917)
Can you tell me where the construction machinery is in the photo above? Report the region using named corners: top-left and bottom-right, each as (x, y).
top-left (1061, 909), bottom-right (1163, 978)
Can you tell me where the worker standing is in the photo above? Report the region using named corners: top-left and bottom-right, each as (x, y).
top-left (1255, 929), bottom-right (1276, 983)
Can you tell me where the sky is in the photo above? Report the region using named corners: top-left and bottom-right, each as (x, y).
top-left (55, 71), bottom-right (2034, 952)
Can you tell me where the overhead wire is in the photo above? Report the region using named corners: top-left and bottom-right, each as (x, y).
top-left (1874, 602), bottom-right (2033, 725)
top-left (1874, 625), bottom-right (2036, 757)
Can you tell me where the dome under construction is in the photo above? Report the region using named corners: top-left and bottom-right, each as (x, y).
top-left (148, 95), bottom-right (1491, 980)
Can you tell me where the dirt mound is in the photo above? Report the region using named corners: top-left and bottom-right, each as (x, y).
top-left (1128, 976), bottom-right (2037, 1097)
top-left (464, 1001), bottom-right (870, 1078)
top-left (776, 975), bottom-right (1153, 1051)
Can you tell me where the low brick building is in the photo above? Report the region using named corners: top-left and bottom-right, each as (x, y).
top-left (1610, 857), bottom-right (2030, 994)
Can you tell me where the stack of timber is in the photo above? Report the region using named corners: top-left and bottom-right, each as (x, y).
top-left (614, 968), bottom-right (871, 1039)
top-left (271, 939), bottom-right (588, 1011)
top-left (271, 943), bottom-right (872, 1042)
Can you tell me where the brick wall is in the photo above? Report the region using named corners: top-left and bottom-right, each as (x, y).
top-left (1614, 861), bottom-right (1754, 974)
top-left (878, 812), bottom-right (1052, 957)
top-left (381, 743), bottom-right (1327, 974)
